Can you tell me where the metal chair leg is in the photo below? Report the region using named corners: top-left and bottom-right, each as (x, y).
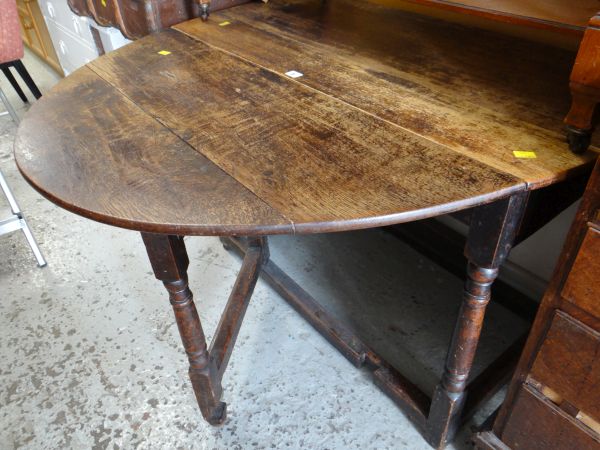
top-left (0, 170), bottom-right (46, 267)
top-left (0, 86), bottom-right (20, 124)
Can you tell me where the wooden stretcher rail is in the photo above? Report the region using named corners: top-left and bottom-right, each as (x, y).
top-left (223, 234), bottom-right (529, 446)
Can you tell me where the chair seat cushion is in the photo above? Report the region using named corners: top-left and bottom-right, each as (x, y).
top-left (0, 0), bottom-right (25, 64)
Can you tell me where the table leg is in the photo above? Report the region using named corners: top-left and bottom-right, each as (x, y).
top-left (426, 192), bottom-right (527, 449)
top-left (564, 13), bottom-right (600, 154)
top-left (141, 233), bottom-right (268, 425)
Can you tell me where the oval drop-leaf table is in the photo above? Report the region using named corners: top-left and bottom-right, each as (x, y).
top-left (14, 0), bottom-right (599, 448)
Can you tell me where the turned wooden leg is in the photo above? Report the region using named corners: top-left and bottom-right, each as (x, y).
top-left (172, 276), bottom-right (227, 423)
top-left (142, 234), bottom-right (225, 424)
top-left (427, 264), bottom-right (499, 447)
top-left (142, 233), bottom-right (268, 425)
top-left (565, 89), bottom-right (596, 154)
top-left (426, 193), bottom-right (527, 449)
top-left (564, 14), bottom-right (600, 154)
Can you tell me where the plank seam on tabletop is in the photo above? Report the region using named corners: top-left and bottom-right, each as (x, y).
top-left (171, 24), bottom-right (531, 187)
top-left (86, 34), bottom-right (528, 229)
top-left (172, 15), bottom-right (598, 190)
top-left (83, 64), bottom-right (299, 233)
top-left (204, 9), bottom-right (578, 143)
top-left (24, 66), bottom-right (297, 235)
top-left (85, 33), bottom-right (531, 232)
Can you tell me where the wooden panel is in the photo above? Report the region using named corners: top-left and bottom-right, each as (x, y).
top-left (88, 29), bottom-right (526, 233)
top-left (529, 311), bottom-right (600, 422)
top-left (14, 67), bottom-right (291, 235)
top-left (402, 0), bottom-right (599, 31)
top-left (562, 227), bottom-right (600, 317)
top-left (487, 154), bottom-right (600, 449)
top-left (67, 0), bottom-right (252, 40)
top-left (174, 0), bottom-right (597, 189)
top-left (502, 385), bottom-right (600, 449)
top-left (17, 0), bottom-right (63, 75)
top-left (68, 0), bottom-right (162, 38)
top-left (17, 0), bottom-right (44, 56)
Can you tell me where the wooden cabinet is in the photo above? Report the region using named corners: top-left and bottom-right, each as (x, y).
top-left (66, 0), bottom-right (252, 40)
top-left (16, 0), bottom-right (63, 75)
top-left (563, 227), bottom-right (600, 316)
top-left (474, 158), bottom-right (600, 449)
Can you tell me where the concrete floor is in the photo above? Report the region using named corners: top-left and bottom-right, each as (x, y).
top-left (0, 51), bottom-right (529, 449)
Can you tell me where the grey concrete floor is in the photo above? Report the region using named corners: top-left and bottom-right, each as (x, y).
top-left (0, 51), bottom-right (528, 449)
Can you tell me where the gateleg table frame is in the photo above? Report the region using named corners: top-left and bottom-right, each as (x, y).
top-left (141, 234), bottom-right (269, 425)
top-left (138, 191), bottom-right (529, 448)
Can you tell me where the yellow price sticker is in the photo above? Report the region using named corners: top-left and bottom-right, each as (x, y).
top-left (158, 50), bottom-right (171, 55)
top-left (219, 21), bottom-right (231, 26)
top-left (513, 151), bottom-right (537, 159)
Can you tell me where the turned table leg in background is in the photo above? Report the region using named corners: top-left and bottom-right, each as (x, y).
top-left (426, 193), bottom-right (528, 449)
top-left (221, 193), bottom-right (531, 449)
top-left (564, 13), bottom-right (600, 154)
top-left (142, 233), bottom-right (268, 425)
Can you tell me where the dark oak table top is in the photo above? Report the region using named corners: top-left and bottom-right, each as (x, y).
top-left (14, 0), bottom-right (598, 236)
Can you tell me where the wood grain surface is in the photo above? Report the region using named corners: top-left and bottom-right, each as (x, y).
top-left (13, 0), bottom-right (598, 235)
top-left (86, 30), bottom-right (524, 233)
top-left (174, 0), bottom-right (597, 188)
top-left (14, 67), bottom-right (292, 235)
top-left (400, 0), bottom-right (599, 31)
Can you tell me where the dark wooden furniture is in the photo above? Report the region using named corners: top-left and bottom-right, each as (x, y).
top-left (391, 1), bottom-right (600, 154)
top-left (402, 0), bottom-right (597, 34)
top-left (474, 158), bottom-right (600, 449)
top-left (64, 0), bottom-right (600, 153)
top-left (67, 0), bottom-right (600, 37)
top-left (13, 0), bottom-right (598, 448)
top-left (565, 13), bottom-right (600, 154)
top-left (66, 0), bottom-right (251, 38)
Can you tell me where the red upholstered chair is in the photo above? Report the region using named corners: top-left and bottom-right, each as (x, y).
top-left (0, 0), bottom-right (42, 102)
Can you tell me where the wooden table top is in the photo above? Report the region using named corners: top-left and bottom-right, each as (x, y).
top-left (14, 0), bottom-right (597, 236)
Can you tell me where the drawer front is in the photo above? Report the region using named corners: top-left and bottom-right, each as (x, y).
top-left (39, 0), bottom-right (96, 45)
top-left (562, 226), bottom-right (600, 317)
top-left (44, 19), bottom-right (98, 75)
top-left (502, 385), bottom-right (600, 450)
top-left (529, 311), bottom-right (600, 423)
top-left (17, 0), bottom-right (44, 56)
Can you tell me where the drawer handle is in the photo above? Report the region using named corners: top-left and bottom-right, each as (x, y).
top-left (72, 17), bottom-right (81, 35)
top-left (21, 19), bottom-right (34, 30)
